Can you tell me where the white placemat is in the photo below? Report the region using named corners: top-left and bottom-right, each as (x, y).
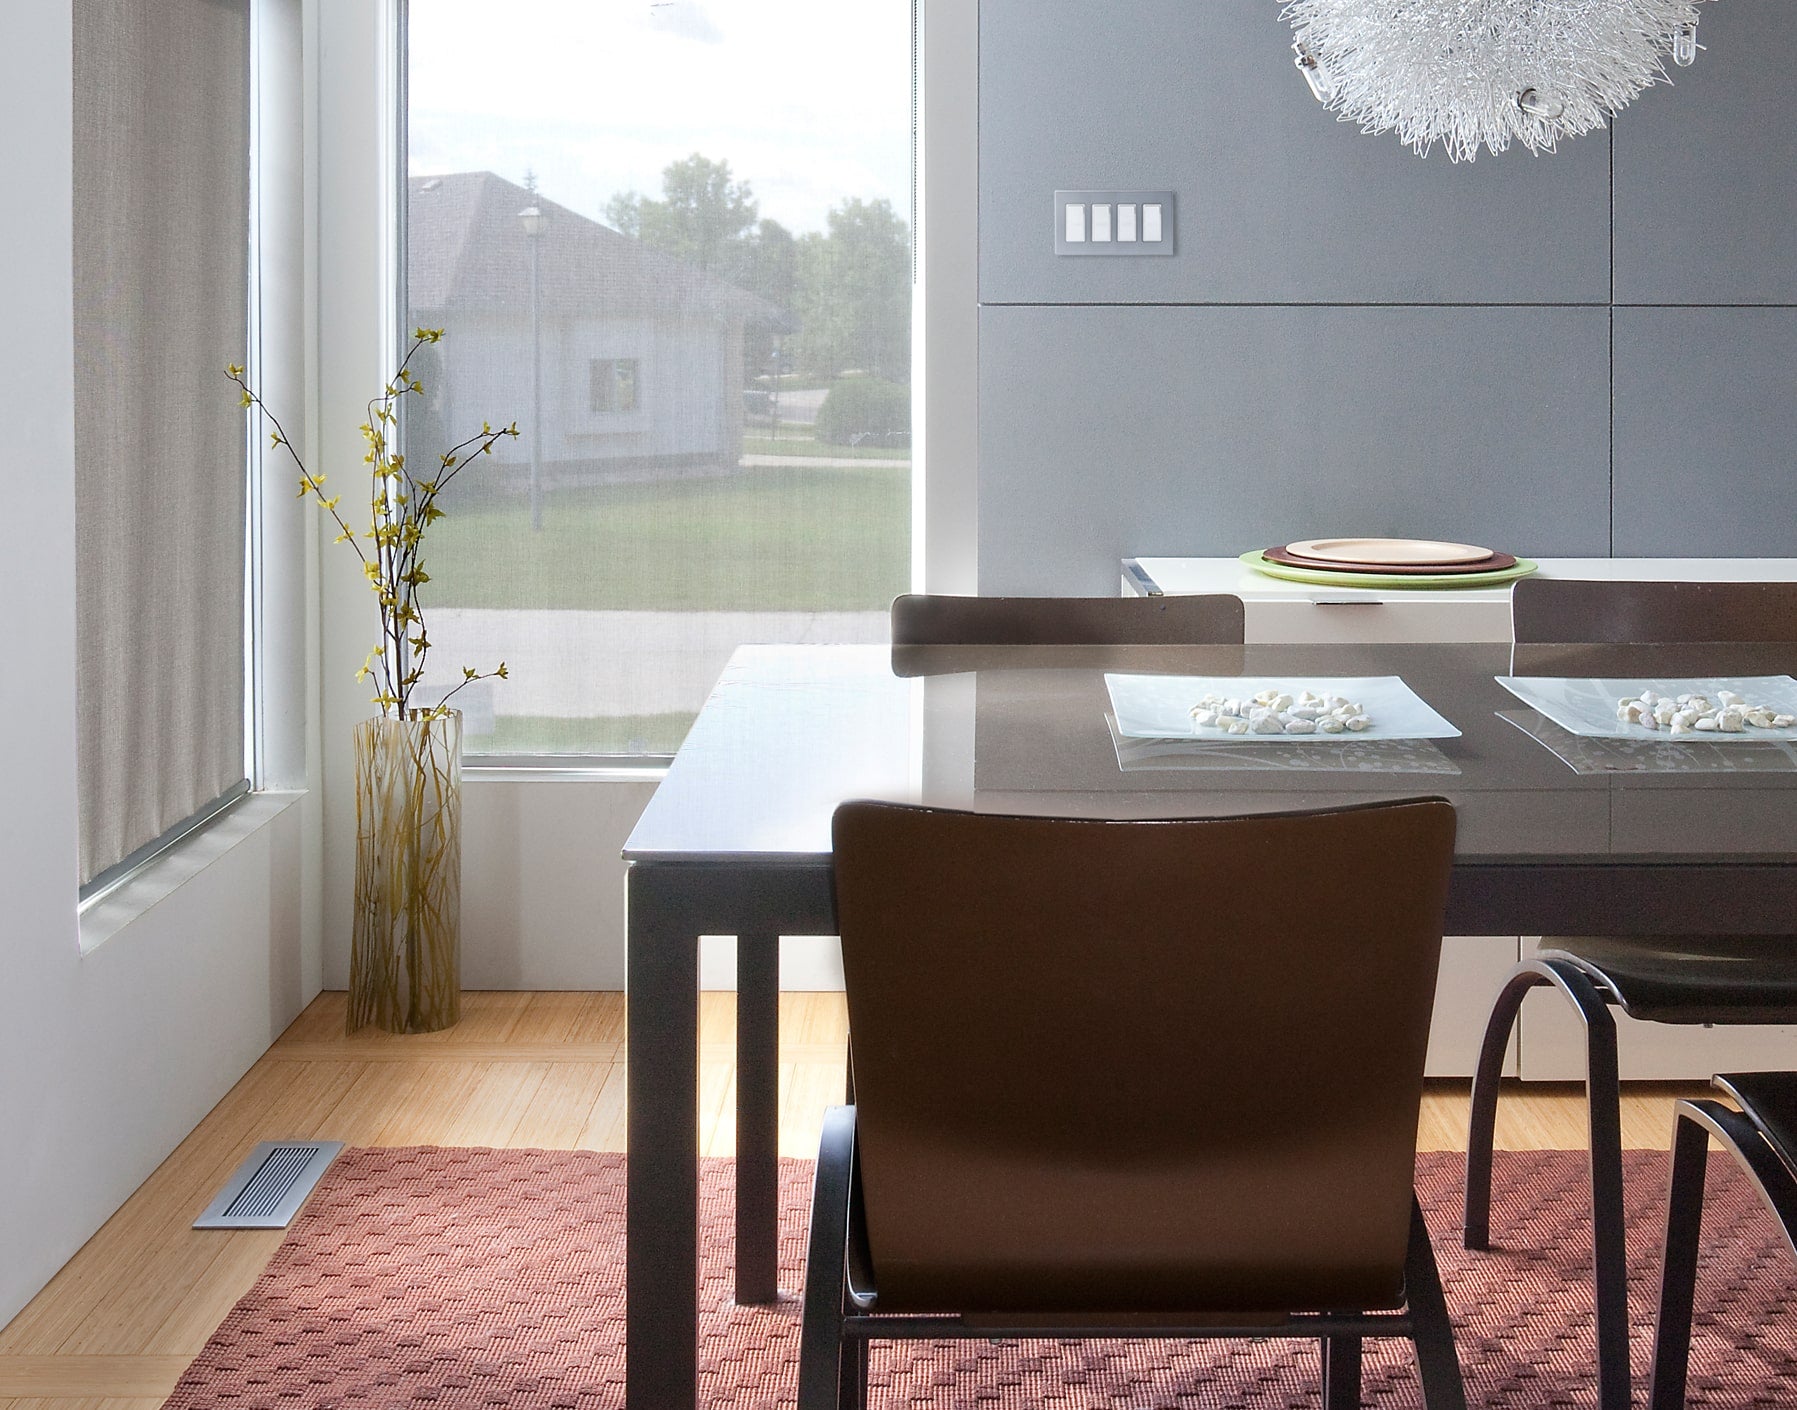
top-left (1104, 675), bottom-right (1461, 742)
top-left (1495, 675), bottom-right (1797, 741)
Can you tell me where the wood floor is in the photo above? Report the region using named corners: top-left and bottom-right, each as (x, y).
top-left (0, 990), bottom-right (1707, 1408)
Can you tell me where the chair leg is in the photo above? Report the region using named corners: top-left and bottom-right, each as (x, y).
top-left (1647, 1105), bottom-right (1712, 1410)
top-left (838, 1336), bottom-right (868, 1410)
top-left (799, 1107), bottom-right (858, 1410)
top-left (1406, 1196), bottom-right (1469, 1410)
top-left (1464, 969), bottom-right (1547, 1250)
top-left (1322, 1335), bottom-right (1362, 1410)
top-left (1465, 960), bottom-right (1630, 1410)
top-left (1646, 1098), bottom-right (1797, 1410)
top-left (1582, 1002), bottom-right (1631, 1410)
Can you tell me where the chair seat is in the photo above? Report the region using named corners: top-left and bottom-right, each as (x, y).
top-left (1540, 935), bottom-right (1797, 1023)
top-left (1712, 1072), bottom-right (1797, 1172)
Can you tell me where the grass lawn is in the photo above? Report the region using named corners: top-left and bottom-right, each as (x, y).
top-left (428, 464), bottom-right (910, 612)
top-left (468, 713), bottom-right (696, 756)
top-left (742, 435), bottom-right (910, 461)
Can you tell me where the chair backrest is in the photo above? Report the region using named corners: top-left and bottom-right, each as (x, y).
top-left (890, 593), bottom-right (1245, 646)
top-left (832, 797), bottom-right (1457, 1317)
top-left (1512, 578), bottom-right (1797, 644)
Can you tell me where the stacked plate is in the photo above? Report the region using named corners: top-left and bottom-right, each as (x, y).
top-left (1242, 537), bottom-right (1537, 589)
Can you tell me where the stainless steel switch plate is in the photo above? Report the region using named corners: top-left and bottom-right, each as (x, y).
top-left (1054, 190), bottom-right (1175, 256)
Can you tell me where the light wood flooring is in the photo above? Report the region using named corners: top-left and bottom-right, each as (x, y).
top-left (0, 990), bottom-right (1707, 1407)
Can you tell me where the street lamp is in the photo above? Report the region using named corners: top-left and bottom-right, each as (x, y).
top-left (518, 204), bottom-right (547, 532)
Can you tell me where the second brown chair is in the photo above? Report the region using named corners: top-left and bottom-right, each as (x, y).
top-left (1465, 575), bottom-right (1797, 1410)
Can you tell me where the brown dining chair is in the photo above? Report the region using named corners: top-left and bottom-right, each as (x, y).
top-left (1647, 1072), bottom-right (1797, 1410)
top-left (801, 797), bottom-right (1466, 1410)
top-left (890, 591), bottom-right (1246, 646)
top-left (1465, 576), bottom-right (1797, 1410)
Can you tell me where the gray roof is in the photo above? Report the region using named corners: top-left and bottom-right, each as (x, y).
top-left (408, 172), bottom-right (787, 327)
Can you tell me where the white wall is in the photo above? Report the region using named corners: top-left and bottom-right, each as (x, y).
top-left (0, 0), bottom-right (322, 1330)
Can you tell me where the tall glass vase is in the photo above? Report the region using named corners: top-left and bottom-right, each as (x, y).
top-left (348, 709), bottom-right (463, 1033)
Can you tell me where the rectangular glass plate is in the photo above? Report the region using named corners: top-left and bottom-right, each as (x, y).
top-left (1104, 674), bottom-right (1461, 742)
top-left (1496, 710), bottom-right (1797, 776)
top-left (1495, 675), bottom-right (1797, 741)
top-left (1105, 716), bottom-right (1460, 774)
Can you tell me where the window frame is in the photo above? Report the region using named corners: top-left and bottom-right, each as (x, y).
top-left (318, 0), bottom-right (975, 773)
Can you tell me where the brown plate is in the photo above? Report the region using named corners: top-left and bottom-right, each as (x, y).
top-left (1262, 544), bottom-right (1519, 575)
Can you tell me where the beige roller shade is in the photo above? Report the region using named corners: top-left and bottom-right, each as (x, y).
top-left (74, 0), bottom-right (250, 888)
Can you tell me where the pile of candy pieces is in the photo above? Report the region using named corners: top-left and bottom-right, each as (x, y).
top-left (1617, 688), bottom-right (1797, 737)
top-left (1190, 688), bottom-right (1373, 736)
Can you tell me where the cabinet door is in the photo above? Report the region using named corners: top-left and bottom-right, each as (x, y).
top-left (1427, 936), bottom-right (1520, 1078)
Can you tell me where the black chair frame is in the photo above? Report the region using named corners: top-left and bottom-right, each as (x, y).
top-left (801, 1107), bottom-right (1468, 1410)
top-left (1648, 1097), bottom-right (1797, 1410)
top-left (1464, 958), bottom-right (1629, 1410)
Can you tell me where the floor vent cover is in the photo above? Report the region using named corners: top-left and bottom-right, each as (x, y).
top-left (194, 1140), bottom-right (344, 1229)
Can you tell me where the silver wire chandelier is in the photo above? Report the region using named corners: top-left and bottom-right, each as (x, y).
top-left (1283, 0), bottom-right (1710, 162)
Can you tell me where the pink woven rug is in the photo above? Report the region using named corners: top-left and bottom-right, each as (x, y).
top-left (164, 1148), bottom-right (1797, 1409)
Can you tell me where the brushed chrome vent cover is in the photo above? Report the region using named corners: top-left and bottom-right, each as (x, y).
top-left (194, 1140), bottom-right (344, 1229)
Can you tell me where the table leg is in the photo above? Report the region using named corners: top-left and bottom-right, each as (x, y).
top-left (735, 930), bottom-right (781, 1303)
top-left (626, 866), bottom-right (700, 1410)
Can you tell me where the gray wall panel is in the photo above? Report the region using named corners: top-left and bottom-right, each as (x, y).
top-left (978, 306), bottom-right (1611, 596)
top-left (979, 0), bottom-right (1611, 307)
top-left (1613, 308), bottom-right (1797, 555)
top-left (1615, 0), bottom-right (1797, 305)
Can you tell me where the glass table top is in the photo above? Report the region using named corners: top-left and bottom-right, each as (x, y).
top-left (624, 641), bottom-right (1797, 866)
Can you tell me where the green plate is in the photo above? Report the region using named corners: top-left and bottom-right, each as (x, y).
top-left (1239, 551), bottom-right (1539, 590)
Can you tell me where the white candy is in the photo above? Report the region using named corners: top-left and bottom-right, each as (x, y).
top-left (1318, 716), bottom-right (1346, 733)
top-left (1344, 714), bottom-right (1372, 731)
top-left (1719, 690), bottom-right (1744, 706)
top-left (1251, 714), bottom-right (1285, 734)
top-left (1776, 715), bottom-right (1796, 728)
top-left (1224, 718), bottom-right (1251, 735)
top-left (1284, 718), bottom-right (1317, 734)
top-left (1191, 709), bottom-right (1218, 727)
top-left (1694, 716), bottom-right (1719, 731)
top-left (1718, 708), bottom-right (1746, 732)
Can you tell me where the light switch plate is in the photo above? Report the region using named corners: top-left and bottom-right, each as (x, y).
top-left (1054, 190), bottom-right (1175, 257)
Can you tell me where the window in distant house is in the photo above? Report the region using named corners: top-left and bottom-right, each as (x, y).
top-left (590, 358), bottom-right (639, 414)
top-left (404, 0), bottom-right (913, 757)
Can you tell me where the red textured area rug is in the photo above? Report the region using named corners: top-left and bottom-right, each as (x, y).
top-left (163, 1148), bottom-right (1797, 1409)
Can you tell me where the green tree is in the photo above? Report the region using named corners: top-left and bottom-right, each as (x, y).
top-left (609, 153), bottom-right (759, 274)
top-left (790, 197), bottom-right (911, 381)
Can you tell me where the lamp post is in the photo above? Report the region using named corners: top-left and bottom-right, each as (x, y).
top-left (518, 204), bottom-right (547, 532)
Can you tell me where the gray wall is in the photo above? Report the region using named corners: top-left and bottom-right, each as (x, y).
top-left (976, 0), bottom-right (1797, 594)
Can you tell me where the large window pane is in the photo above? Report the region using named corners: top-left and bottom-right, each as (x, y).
top-left (405, 0), bottom-right (912, 755)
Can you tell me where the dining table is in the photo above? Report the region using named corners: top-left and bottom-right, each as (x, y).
top-left (620, 637), bottom-right (1797, 1410)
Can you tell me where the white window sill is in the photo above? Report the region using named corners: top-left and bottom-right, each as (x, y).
top-left (78, 789), bottom-right (306, 955)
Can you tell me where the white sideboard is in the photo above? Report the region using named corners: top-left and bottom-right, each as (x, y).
top-left (1123, 555), bottom-right (1797, 1082)
top-left (1124, 556), bottom-right (1797, 644)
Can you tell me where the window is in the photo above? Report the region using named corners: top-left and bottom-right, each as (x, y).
top-left (590, 358), bottom-right (639, 415)
top-left (404, 0), bottom-right (913, 757)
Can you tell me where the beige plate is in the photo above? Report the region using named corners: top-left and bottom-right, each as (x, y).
top-left (1284, 536), bottom-right (1494, 567)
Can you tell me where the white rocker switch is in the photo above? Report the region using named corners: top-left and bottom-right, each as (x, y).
top-left (1055, 190), bottom-right (1175, 256)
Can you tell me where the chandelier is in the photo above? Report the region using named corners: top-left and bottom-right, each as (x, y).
top-left (1283, 0), bottom-right (1710, 162)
